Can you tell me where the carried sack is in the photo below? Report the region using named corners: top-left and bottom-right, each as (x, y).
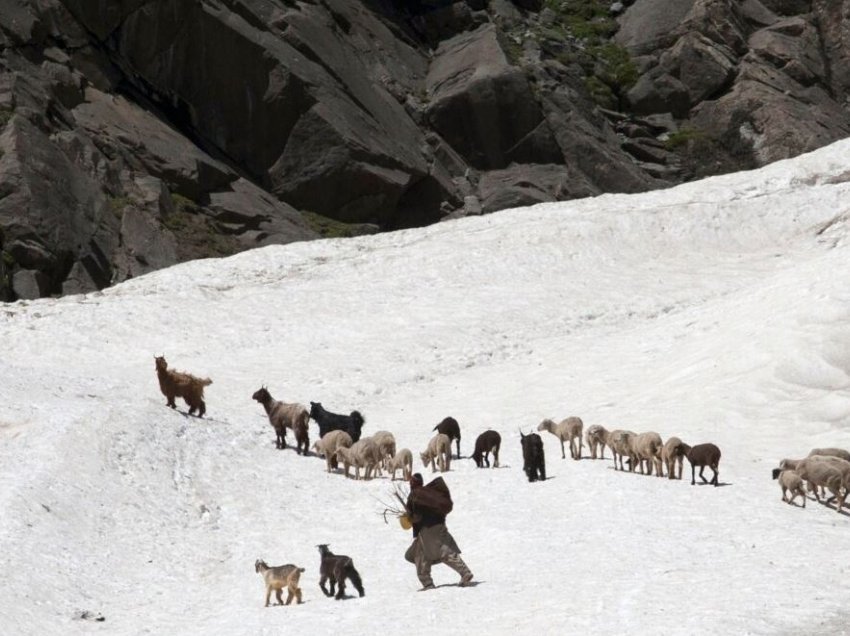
top-left (409, 477), bottom-right (453, 517)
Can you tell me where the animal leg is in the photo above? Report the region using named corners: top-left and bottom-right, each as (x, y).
top-left (275, 588), bottom-right (284, 605)
top-left (319, 575), bottom-right (333, 597)
top-left (265, 586), bottom-right (272, 607)
top-left (295, 587), bottom-right (303, 604)
top-left (699, 466), bottom-right (707, 483)
top-left (455, 438), bottom-right (460, 459)
top-left (711, 465), bottom-right (718, 486)
top-left (285, 589), bottom-right (293, 605)
top-left (691, 464), bottom-right (696, 485)
top-left (494, 448), bottom-right (500, 468)
top-left (198, 400), bottom-right (206, 417)
top-left (560, 439), bottom-right (566, 460)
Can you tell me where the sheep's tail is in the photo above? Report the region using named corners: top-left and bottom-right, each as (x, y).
top-left (351, 411), bottom-right (364, 426)
top-left (298, 567), bottom-right (306, 573)
top-left (200, 378), bottom-right (213, 386)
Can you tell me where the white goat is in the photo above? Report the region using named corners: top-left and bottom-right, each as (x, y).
top-left (387, 448), bottom-right (413, 481)
top-left (537, 417), bottom-right (584, 460)
top-left (420, 433), bottom-right (451, 473)
top-left (312, 430), bottom-right (353, 473)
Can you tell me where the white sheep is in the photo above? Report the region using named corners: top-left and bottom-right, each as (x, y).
top-left (794, 456), bottom-right (848, 512)
top-left (335, 438), bottom-right (383, 480)
top-left (420, 433), bottom-right (451, 473)
top-left (661, 436), bottom-right (686, 480)
top-left (387, 448), bottom-right (413, 481)
top-left (312, 430), bottom-right (353, 473)
top-left (585, 424), bottom-right (609, 460)
top-left (630, 431), bottom-right (664, 477)
top-left (776, 469), bottom-right (806, 507)
top-left (808, 447), bottom-right (850, 463)
top-left (370, 430), bottom-right (397, 470)
top-left (537, 417), bottom-right (584, 460)
top-left (608, 429), bottom-right (636, 471)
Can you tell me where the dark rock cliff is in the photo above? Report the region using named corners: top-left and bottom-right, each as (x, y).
top-left (0, 0), bottom-right (847, 299)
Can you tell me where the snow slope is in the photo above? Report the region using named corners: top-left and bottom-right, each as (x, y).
top-left (1, 140), bottom-right (849, 635)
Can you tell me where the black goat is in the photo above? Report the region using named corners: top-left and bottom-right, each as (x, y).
top-left (434, 416), bottom-right (461, 458)
top-left (309, 402), bottom-right (365, 442)
top-left (472, 430), bottom-right (501, 468)
top-left (520, 431), bottom-right (545, 482)
top-left (317, 544), bottom-right (364, 600)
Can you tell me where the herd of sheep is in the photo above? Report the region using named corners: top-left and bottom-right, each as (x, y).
top-left (153, 356), bottom-right (849, 515)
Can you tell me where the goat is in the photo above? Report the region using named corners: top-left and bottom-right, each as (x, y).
top-left (312, 430), bottom-right (353, 473)
top-left (388, 448), bottom-right (413, 481)
top-left (537, 417), bottom-right (583, 460)
top-left (682, 443), bottom-right (721, 486)
top-left (520, 431), bottom-right (545, 482)
top-left (585, 424), bottom-right (609, 460)
top-left (471, 430), bottom-right (501, 468)
top-left (317, 544), bottom-right (364, 600)
top-left (433, 416), bottom-right (462, 458)
top-left (420, 433), bottom-right (452, 473)
top-left (252, 386), bottom-right (309, 453)
top-left (154, 355), bottom-right (211, 417)
top-left (661, 436), bottom-right (686, 480)
top-left (309, 402), bottom-right (365, 442)
top-left (255, 559), bottom-right (305, 607)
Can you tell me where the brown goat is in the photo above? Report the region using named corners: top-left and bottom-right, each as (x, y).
top-left (154, 356), bottom-right (212, 417)
top-left (471, 430), bottom-right (501, 468)
top-left (682, 443), bottom-right (721, 486)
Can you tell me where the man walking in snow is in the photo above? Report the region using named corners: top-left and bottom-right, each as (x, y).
top-left (404, 473), bottom-right (473, 590)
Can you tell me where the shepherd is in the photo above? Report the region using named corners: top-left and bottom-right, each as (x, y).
top-left (403, 473), bottom-right (473, 591)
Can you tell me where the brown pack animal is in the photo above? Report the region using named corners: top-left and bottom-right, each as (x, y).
top-left (154, 356), bottom-right (212, 417)
top-left (255, 559), bottom-right (305, 607)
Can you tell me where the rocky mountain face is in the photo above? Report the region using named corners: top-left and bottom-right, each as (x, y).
top-left (1, 0), bottom-right (848, 300)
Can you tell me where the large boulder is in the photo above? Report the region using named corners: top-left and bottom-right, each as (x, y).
top-left (425, 24), bottom-right (563, 169)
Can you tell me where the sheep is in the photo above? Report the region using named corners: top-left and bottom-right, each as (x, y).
top-left (536, 417), bottom-right (583, 460)
top-left (585, 424), bottom-right (609, 460)
top-left (433, 416), bottom-right (462, 459)
top-left (334, 437), bottom-right (383, 480)
top-left (681, 443), bottom-right (721, 486)
top-left (251, 386), bottom-right (310, 454)
top-left (255, 559), bottom-right (305, 607)
top-left (608, 429), bottom-right (637, 471)
top-left (309, 402), bottom-right (365, 442)
top-left (794, 457), bottom-right (848, 512)
top-left (773, 469), bottom-right (806, 507)
top-left (312, 430), bottom-right (353, 473)
top-left (778, 455), bottom-right (839, 499)
top-left (661, 436), bottom-right (687, 480)
top-left (471, 430), bottom-right (501, 468)
top-left (808, 447), bottom-right (850, 463)
top-left (387, 448), bottom-right (413, 481)
top-left (420, 433), bottom-right (452, 473)
top-left (520, 431), bottom-right (545, 482)
top-left (154, 355), bottom-right (212, 417)
top-left (370, 430), bottom-right (397, 470)
top-left (630, 431), bottom-right (664, 477)
top-left (317, 544), bottom-right (364, 600)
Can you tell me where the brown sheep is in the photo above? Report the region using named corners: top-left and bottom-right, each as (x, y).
top-left (471, 430), bottom-right (501, 468)
top-left (537, 417), bottom-right (584, 460)
top-left (252, 387), bottom-right (310, 454)
top-left (630, 432), bottom-right (664, 477)
top-left (682, 443), bottom-right (721, 486)
top-left (585, 424), bottom-right (610, 460)
top-left (154, 355), bottom-right (212, 417)
top-left (608, 429), bottom-right (637, 471)
top-left (255, 559), bottom-right (305, 607)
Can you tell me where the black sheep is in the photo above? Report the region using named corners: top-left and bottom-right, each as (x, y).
top-left (520, 431), bottom-right (546, 482)
top-left (317, 544), bottom-right (364, 600)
